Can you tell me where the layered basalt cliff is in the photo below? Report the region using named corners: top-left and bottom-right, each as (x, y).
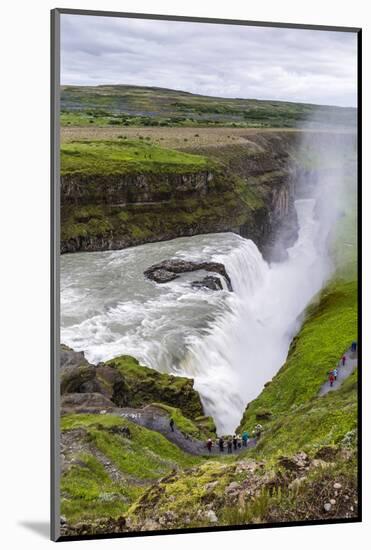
top-left (60, 131), bottom-right (325, 258)
top-left (61, 170), bottom-right (215, 205)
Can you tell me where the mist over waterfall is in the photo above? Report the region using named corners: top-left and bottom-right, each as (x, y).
top-left (61, 128), bottom-right (351, 435)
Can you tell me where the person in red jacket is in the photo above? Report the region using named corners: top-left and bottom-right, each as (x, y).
top-left (329, 371), bottom-right (335, 387)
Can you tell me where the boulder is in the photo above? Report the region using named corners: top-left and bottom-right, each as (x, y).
top-left (144, 259), bottom-right (233, 291)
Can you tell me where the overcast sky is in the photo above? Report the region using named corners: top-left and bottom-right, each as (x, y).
top-left (61, 14), bottom-right (357, 107)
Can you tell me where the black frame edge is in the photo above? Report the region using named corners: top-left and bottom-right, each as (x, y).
top-left (356, 27), bottom-right (362, 523)
top-left (51, 7), bottom-right (61, 543)
top-left (57, 516), bottom-right (362, 543)
top-left (54, 7), bottom-right (360, 33)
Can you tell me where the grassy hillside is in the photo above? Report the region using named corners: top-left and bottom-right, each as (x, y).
top-left (61, 85), bottom-right (356, 129)
top-left (61, 413), bottom-right (203, 524)
top-left (126, 443), bottom-right (357, 531)
top-left (238, 279), bottom-right (357, 457)
top-left (61, 139), bottom-right (214, 176)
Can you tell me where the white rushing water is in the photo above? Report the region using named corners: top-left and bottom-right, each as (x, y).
top-left (61, 196), bottom-right (333, 434)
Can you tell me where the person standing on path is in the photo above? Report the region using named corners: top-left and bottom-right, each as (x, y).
top-left (351, 341), bottom-right (357, 353)
top-left (218, 436), bottom-right (224, 453)
top-left (333, 367), bottom-right (338, 381)
top-left (233, 435), bottom-right (238, 451)
top-left (329, 371), bottom-right (335, 387)
top-left (206, 438), bottom-right (212, 453)
top-left (242, 431), bottom-right (249, 447)
top-left (227, 438), bottom-right (233, 454)
top-left (169, 418), bottom-right (175, 432)
top-left (342, 354), bottom-right (346, 366)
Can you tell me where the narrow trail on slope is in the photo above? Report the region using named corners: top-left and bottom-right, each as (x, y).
top-left (117, 406), bottom-right (256, 456)
top-left (318, 347), bottom-right (358, 396)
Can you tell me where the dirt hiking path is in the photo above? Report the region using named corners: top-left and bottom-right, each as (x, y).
top-left (117, 406), bottom-right (256, 456)
top-left (318, 347), bottom-right (358, 396)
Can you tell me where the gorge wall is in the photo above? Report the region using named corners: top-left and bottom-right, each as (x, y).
top-left (60, 131), bottom-right (341, 257)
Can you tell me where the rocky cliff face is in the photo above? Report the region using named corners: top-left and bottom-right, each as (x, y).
top-left (60, 346), bottom-right (205, 420)
top-left (61, 171), bottom-right (214, 205)
top-left (60, 131), bottom-right (326, 258)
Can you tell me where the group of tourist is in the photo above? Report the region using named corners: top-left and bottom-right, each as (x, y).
top-left (206, 424), bottom-right (263, 454)
top-left (168, 414), bottom-right (264, 453)
top-left (327, 342), bottom-right (357, 387)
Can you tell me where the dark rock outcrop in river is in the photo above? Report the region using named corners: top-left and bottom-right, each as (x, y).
top-left (144, 259), bottom-right (233, 291)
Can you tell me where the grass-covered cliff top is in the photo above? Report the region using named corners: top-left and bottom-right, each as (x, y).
top-left (61, 139), bottom-right (214, 176)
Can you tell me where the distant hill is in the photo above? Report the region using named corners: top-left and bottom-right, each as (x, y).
top-left (61, 84), bottom-right (356, 129)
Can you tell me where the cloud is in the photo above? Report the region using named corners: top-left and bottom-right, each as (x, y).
top-left (60, 14), bottom-right (357, 107)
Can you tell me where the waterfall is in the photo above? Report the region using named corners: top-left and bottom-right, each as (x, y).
top-left (61, 202), bottom-right (334, 436)
top-left (179, 198), bottom-right (332, 434)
